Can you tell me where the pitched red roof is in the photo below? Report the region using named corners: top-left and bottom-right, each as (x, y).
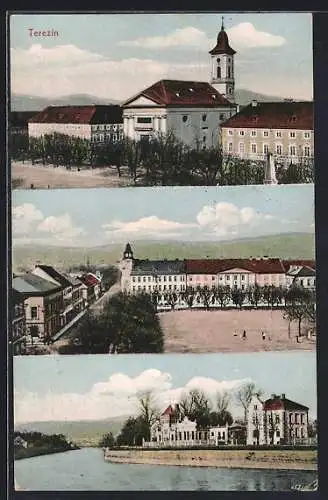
top-left (123, 79), bottom-right (234, 107)
top-left (264, 395), bottom-right (309, 412)
top-left (162, 405), bottom-right (174, 416)
top-left (79, 273), bottom-right (101, 287)
top-left (209, 27), bottom-right (236, 56)
top-left (221, 101), bottom-right (313, 130)
top-left (28, 105), bottom-right (122, 124)
top-left (186, 258), bottom-right (286, 275)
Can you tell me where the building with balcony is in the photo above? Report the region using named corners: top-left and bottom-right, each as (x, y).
top-left (12, 289), bottom-right (26, 355)
top-left (246, 393), bottom-right (309, 446)
top-left (12, 273), bottom-right (63, 344)
top-left (221, 100), bottom-right (313, 165)
top-left (28, 105), bottom-right (123, 143)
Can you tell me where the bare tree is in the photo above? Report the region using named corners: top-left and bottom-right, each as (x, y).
top-left (235, 382), bottom-right (263, 423)
top-left (136, 389), bottom-right (159, 441)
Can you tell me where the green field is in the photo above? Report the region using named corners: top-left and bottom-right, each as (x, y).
top-left (13, 233), bottom-right (315, 272)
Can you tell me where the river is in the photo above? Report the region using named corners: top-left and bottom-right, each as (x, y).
top-left (14, 447), bottom-right (317, 491)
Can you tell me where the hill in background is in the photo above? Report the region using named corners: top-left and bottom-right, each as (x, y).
top-left (15, 417), bottom-right (126, 447)
top-left (10, 88), bottom-right (298, 112)
top-left (13, 232), bottom-right (315, 273)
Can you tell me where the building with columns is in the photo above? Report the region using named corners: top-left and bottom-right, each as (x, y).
top-left (246, 394), bottom-right (309, 446)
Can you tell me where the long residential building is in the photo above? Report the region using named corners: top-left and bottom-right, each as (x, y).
top-left (119, 244), bottom-right (315, 301)
top-left (12, 289), bottom-right (27, 355)
top-left (220, 100), bottom-right (313, 164)
top-left (246, 393), bottom-right (309, 446)
top-left (28, 105), bottom-right (123, 143)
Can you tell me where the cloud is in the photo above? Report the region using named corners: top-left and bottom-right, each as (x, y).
top-left (102, 216), bottom-right (196, 241)
top-left (227, 22), bottom-right (286, 49)
top-left (11, 44), bottom-right (207, 100)
top-left (37, 214), bottom-right (86, 242)
top-left (12, 203), bottom-right (44, 235)
top-left (119, 23), bottom-right (286, 51)
top-left (14, 369), bottom-right (251, 424)
top-left (196, 202), bottom-right (277, 237)
top-left (119, 27), bottom-right (209, 49)
top-left (12, 203), bottom-right (86, 245)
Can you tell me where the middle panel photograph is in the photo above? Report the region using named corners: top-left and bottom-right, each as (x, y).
top-left (12, 184), bottom-right (315, 356)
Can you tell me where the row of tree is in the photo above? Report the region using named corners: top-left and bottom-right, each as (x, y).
top-left (100, 383), bottom-right (261, 447)
top-left (149, 284), bottom-right (315, 337)
top-left (59, 292), bottom-right (164, 355)
top-left (9, 131), bottom-right (314, 186)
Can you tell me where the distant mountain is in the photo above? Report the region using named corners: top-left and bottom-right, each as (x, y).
top-left (11, 88), bottom-right (309, 112)
top-left (15, 417), bottom-right (126, 447)
top-left (13, 232), bottom-right (315, 273)
top-left (10, 93), bottom-right (121, 112)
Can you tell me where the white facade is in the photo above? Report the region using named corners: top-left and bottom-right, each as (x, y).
top-left (123, 103), bottom-right (234, 148)
top-left (210, 54), bottom-right (235, 102)
top-left (246, 394), bottom-right (309, 446)
top-left (28, 122), bottom-right (123, 142)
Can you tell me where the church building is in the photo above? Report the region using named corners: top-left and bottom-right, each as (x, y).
top-left (122, 20), bottom-right (238, 148)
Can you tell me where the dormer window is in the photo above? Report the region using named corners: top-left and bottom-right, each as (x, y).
top-left (188, 88), bottom-right (194, 92)
top-left (182, 115), bottom-right (188, 123)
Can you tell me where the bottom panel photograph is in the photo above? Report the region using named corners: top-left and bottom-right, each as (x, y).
top-left (13, 352), bottom-right (317, 492)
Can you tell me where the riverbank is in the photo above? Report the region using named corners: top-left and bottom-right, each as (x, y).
top-left (104, 449), bottom-right (317, 471)
top-left (15, 445), bottom-right (80, 460)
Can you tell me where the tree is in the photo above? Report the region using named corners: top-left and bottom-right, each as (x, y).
top-left (136, 390), bottom-right (159, 442)
top-left (284, 286), bottom-right (316, 337)
top-left (180, 287), bottom-right (196, 309)
top-left (215, 285), bottom-right (231, 308)
top-left (215, 391), bottom-right (234, 426)
top-left (164, 291), bottom-right (179, 310)
top-left (99, 432), bottom-right (115, 448)
top-left (116, 416), bottom-right (149, 446)
top-left (231, 288), bottom-right (246, 308)
top-left (247, 284), bottom-right (262, 308)
top-left (235, 382), bottom-right (262, 423)
top-left (199, 286), bottom-right (213, 310)
top-left (179, 388), bottom-right (211, 429)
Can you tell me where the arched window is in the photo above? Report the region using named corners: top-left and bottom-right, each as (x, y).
top-left (217, 58), bottom-right (220, 63)
top-left (217, 66), bottom-right (221, 79)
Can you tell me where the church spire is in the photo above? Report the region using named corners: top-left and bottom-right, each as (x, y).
top-left (221, 16), bottom-right (225, 31)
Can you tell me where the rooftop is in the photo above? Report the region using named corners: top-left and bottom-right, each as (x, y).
top-left (221, 101), bottom-right (313, 130)
top-left (264, 394), bottom-right (309, 412)
top-left (28, 105), bottom-right (123, 125)
top-left (34, 265), bottom-right (73, 288)
top-left (12, 273), bottom-right (62, 295)
top-left (186, 258), bottom-right (286, 275)
top-left (131, 259), bottom-right (187, 276)
top-left (123, 79), bottom-right (235, 108)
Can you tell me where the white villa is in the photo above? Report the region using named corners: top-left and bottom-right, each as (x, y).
top-left (246, 394), bottom-right (309, 446)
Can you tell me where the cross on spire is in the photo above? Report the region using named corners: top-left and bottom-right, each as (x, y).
top-left (221, 16), bottom-right (225, 31)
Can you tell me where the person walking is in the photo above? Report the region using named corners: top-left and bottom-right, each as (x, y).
top-left (262, 331), bottom-right (266, 340)
top-left (242, 330), bottom-right (247, 340)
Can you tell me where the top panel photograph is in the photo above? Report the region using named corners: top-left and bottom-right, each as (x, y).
top-left (9, 12), bottom-right (313, 189)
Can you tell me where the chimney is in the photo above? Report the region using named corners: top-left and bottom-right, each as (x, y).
top-left (281, 393), bottom-right (286, 399)
top-left (251, 100), bottom-right (258, 107)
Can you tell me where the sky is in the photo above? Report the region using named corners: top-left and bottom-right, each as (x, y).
top-left (12, 184), bottom-right (315, 247)
top-left (10, 12), bottom-right (313, 100)
top-left (13, 351), bottom-right (317, 424)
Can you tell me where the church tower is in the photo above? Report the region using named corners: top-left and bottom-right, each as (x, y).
top-left (119, 242), bottom-right (134, 292)
top-left (209, 17), bottom-right (236, 103)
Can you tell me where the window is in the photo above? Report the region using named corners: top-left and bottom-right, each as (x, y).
top-left (202, 114), bottom-right (207, 122)
top-left (263, 130), bottom-right (269, 137)
top-left (275, 415), bottom-right (280, 424)
top-left (182, 115), bottom-right (188, 123)
top-left (163, 276), bottom-right (167, 282)
top-left (137, 117), bottom-right (152, 123)
top-left (234, 275), bottom-right (238, 280)
top-left (227, 67), bottom-right (231, 79)
top-left (228, 129), bottom-right (233, 135)
top-left (174, 276), bottom-right (177, 281)
top-left (276, 131), bottom-right (282, 138)
top-left (290, 131), bottom-right (296, 138)
top-left (254, 405), bottom-right (257, 410)
top-left (228, 142), bottom-right (233, 153)
top-left (263, 143), bottom-right (269, 154)
top-left (289, 145), bottom-right (296, 156)
top-left (226, 275), bottom-right (230, 281)
top-left (304, 131), bottom-right (311, 139)
top-left (239, 142), bottom-right (245, 153)
top-left (168, 276), bottom-right (172, 282)
top-left (219, 113), bottom-right (225, 120)
top-left (276, 144), bottom-right (282, 155)
top-left (251, 130), bottom-right (257, 137)
top-left (31, 307), bottom-right (38, 319)
top-left (143, 277), bottom-right (146, 282)
top-left (241, 275), bottom-right (245, 281)
top-left (251, 143), bottom-right (257, 153)
top-left (241, 284), bottom-right (245, 290)
top-left (203, 136), bottom-right (206, 142)
top-left (132, 277), bottom-right (136, 282)
top-left (239, 130), bottom-right (245, 136)
top-left (295, 413), bottom-right (299, 423)
top-left (276, 430), bottom-right (280, 437)
top-left (148, 276), bottom-right (151, 282)
top-left (304, 145), bottom-right (311, 157)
